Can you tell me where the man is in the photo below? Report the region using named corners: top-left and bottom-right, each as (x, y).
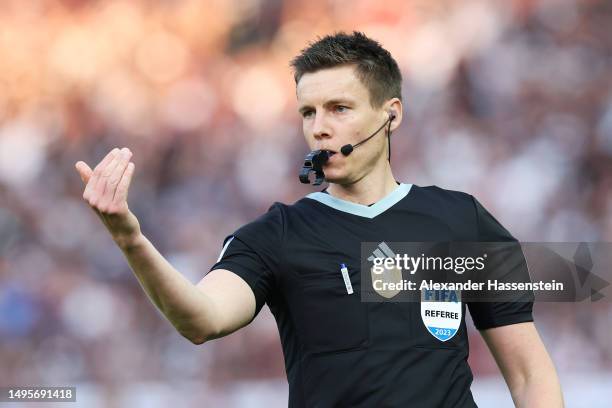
top-left (76, 32), bottom-right (563, 407)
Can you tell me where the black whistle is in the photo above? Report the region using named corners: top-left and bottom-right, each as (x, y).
top-left (299, 150), bottom-right (331, 185)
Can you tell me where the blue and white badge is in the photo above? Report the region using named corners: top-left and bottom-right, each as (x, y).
top-left (420, 289), bottom-right (462, 342)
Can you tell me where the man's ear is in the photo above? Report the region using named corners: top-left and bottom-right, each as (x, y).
top-left (384, 98), bottom-right (403, 131)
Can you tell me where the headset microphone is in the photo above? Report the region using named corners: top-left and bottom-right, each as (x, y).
top-left (299, 111), bottom-right (396, 185)
top-left (340, 111), bottom-right (396, 157)
top-left (340, 144), bottom-right (354, 156)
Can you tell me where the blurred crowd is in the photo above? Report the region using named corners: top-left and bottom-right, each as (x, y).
top-left (1, 0), bottom-right (611, 406)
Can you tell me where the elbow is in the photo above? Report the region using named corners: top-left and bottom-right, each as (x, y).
top-left (181, 330), bottom-right (210, 345)
top-left (187, 335), bottom-right (207, 345)
top-left (507, 367), bottom-right (563, 408)
top-left (170, 310), bottom-right (224, 345)
top-left (179, 324), bottom-right (222, 346)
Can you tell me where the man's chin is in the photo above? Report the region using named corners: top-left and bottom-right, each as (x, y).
top-left (324, 170), bottom-right (353, 185)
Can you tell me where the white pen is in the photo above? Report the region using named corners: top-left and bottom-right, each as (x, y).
top-left (340, 263), bottom-right (354, 295)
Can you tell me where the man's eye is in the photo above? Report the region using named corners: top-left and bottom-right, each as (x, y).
top-left (302, 110), bottom-right (314, 118)
top-left (335, 105), bottom-right (348, 113)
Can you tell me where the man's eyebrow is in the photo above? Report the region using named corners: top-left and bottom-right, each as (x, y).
top-left (324, 98), bottom-right (356, 108)
top-left (298, 98), bottom-right (355, 114)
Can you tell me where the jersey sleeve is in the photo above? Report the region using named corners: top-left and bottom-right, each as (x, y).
top-left (209, 203), bottom-right (285, 317)
top-left (466, 197), bottom-right (534, 330)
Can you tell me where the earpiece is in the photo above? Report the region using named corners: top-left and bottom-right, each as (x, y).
top-left (388, 111), bottom-right (396, 121)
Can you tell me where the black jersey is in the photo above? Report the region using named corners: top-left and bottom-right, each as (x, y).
top-left (210, 183), bottom-right (533, 407)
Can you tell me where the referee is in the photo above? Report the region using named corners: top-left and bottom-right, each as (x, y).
top-left (75, 31), bottom-right (564, 407)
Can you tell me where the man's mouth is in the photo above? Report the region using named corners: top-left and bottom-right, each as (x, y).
top-left (324, 150), bottom-right (339, 165)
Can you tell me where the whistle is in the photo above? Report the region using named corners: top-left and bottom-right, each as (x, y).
top-left (299, 150), bottom-right (331, 185)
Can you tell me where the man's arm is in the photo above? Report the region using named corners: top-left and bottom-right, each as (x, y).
top-left (75, 147), bottom-right (255, 344)
top-left (121, 236), bottom-right (256, 344)
top-left (481, 322), bottom-right (564, 407)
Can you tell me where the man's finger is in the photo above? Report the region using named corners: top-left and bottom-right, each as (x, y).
top-left (94, 147), bottom-right (131, 204)
top-left (94, 148), bottom-right (125, 198)
top-left (83, 148), bottom-right (119, 201)
top-left (75, 161), bottom-right (93, 184)
top-left (98, 149), bottom-right (133, 211)
top-left (113, 161), bottom-right (135, 205)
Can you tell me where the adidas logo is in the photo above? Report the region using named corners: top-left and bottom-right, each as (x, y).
top-left (367, 241), bottom-right (396, 262)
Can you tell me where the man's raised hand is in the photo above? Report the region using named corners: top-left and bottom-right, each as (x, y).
top-left (75, 147), bottom-right (141, 249)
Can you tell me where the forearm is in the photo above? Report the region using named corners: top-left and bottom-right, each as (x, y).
top-left (75, 150), bottom-right (220, 344)
top-left (118, 233), bottom-right (220, 343)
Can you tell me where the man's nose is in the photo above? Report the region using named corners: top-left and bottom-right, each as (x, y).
top-left (312, 111), bottom-right (331, 140)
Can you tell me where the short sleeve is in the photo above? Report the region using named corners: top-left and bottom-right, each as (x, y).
top-left (467, 197), bottom-right (534, 330)
top-left (209, 203), bottom-right (285, 317)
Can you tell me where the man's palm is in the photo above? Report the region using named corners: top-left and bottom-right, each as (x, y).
top-left (75, 147), bottom-right (141, 247)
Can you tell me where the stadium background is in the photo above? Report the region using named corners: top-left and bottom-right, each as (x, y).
top-left (0, 0), bottom-right (611, 406)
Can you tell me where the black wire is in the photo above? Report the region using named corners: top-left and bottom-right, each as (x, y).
top-left (387, 119), bottom-right (392, 162)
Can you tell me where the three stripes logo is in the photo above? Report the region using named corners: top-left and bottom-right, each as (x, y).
top-left (367, 241), bottom-right (397, 263)
top-left (369, 242), bottom-right (403, 299)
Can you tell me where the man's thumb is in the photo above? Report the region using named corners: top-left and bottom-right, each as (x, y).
top-left (75, 161), bottom-right (93, 184)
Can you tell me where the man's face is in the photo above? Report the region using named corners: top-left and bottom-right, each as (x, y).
top-left (296, 65), bottom-right (390, 184)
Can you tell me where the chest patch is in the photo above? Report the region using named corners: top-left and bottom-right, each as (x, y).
top-left (420, 289), bottom-right (462, 341)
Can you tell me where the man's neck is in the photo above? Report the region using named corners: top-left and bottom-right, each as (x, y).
top-left (326, 168), bottom-right (399, 206)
